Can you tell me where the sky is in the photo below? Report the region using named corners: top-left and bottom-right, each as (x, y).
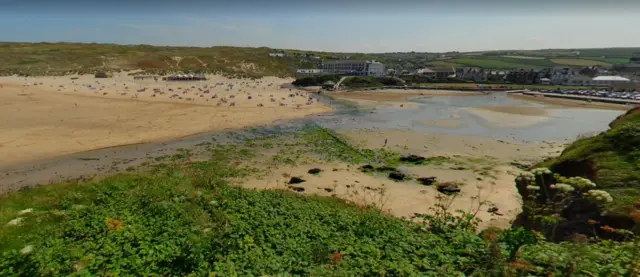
top-left (0, 0), bottom-right (639, 53)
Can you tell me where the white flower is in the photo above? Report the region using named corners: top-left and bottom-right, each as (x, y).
top-left (526, 185), bottom-right (541, 191)
top-left (530, 168), bottom-right (551, 176)
top-left (566, 177), bottom-right (596, 189)
top-left (551, 183), bottom-right (575, 193)
top-left (6, 217), bottom-right (23, 226)
top-left (20, 245), bottom-right (33, 255)
top-left (584, 190), bottom-right (613, 203)
top-left (17, 208), bottom-right (33, 215)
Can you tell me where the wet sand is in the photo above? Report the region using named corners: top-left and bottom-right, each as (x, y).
top-left (509, 93), bottom-right (632, 111)
top-left (0, 74), bottom-right (331, 166)
top-left (463, 107), bottom-right (551, 128)
top-left (414, 118), bottom-right (463, 128)
top-left (331, 89), bottom-right (482, 102)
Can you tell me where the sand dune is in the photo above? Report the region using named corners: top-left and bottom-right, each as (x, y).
top-left (0, 74), bottom-right (331, 166)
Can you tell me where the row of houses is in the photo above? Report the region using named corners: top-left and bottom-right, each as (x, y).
top-left (394, 66), bottom-right (634, 87)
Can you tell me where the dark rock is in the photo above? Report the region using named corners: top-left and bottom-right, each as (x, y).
top-left (416, 177), bottom-right (437, 186)
top-left (388, 171), bottom-right (406, 181)
top-left (289, 186), bottom-right (305, 192)
top-left (451, 166), bottom-right (466, 170)
top-left (376, 166), bottom-right (396, 172)
top-left (323, 188), bottom-right (334, 193)
top-left (288, 177), bottom-right (306, 184)
top-left (399, 154), bottom-right (426, 164)
top-left (437, 182), bottom-right (462, 195)
top-left (509, 162), bottom-right (531, 170)
top-left (332, 168), bottom-right (338, 171)
top-left (308, 168), bottom-right (322, 174)
top-left (359, 164), bottom-right (374, 172)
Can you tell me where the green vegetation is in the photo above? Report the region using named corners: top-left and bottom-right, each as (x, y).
top-left (2, 126), bottom-right (638, 276)
top-left (501, 56), bottom-right (545, 60)
top-left (539, 108), bottom-right (640, 215)
top-left (448, 56), bottom-right (620, 70)
top-left (0, 42), bottom-right (315, 78)
top-left (339, 77), bottom-right (386, 89)
top-left (451, 58), bottom-right (533, 69)
top-left (582, 57), bottom-right (630, 64)
top-left (550, 58), bottom-right (611, 67)
top-left (291, 75), bottom-right (341, 87)
top-left (0, 42), bottom-right (636, 78)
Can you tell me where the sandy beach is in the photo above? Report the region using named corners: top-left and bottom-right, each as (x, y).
top-left (0, 74), bottom-right (331, 166)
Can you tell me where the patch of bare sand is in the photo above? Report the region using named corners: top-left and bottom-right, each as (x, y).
top-left (414, 118), bottom-right (463, 128)
top-left (479, 106), bottom-right (548, 116)
top-left (333, 89), bottom-right (481, 102)
top-left (332, 97), bottom-right (421, 109)
top-left (509, 93), bottom-right (631, 111)
top-left (241, 128), bottom-right (565, 230)
top-left (241, 162), bottom-right (522, 230)
top-left (0, 74), bottom-right (331, 166)
top-left (341, 128), bottom-right (565, 163)
top-left (463, 107), bottom-right (551, 128)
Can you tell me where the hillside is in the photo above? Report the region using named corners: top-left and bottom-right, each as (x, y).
top-left (540, 107), bottom-right (640, 215)
top-left (0, 42), bottom-right (317, 78)
top-left (528, 107), bottom-right (640, 242)
top-left (1, 126), bottom-right (638, 276)
top-left (0, 42), bottom-right (638, 77)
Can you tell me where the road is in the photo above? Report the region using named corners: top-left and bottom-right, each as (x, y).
top-left (521, 91), bottom-right (640, 105)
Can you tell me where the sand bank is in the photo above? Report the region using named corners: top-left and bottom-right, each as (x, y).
top-left (508, 93), bottom-right (632, 111)
top-left (0, 74), bottom-right (331, 166)
top-left (414, 118), bottom-right (463, 128)
top-left (463, 107), bottom-right (551, 128)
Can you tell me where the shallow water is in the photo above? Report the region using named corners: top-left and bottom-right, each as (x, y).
top-left (321, 92), bottom-right (625, 142)
top-left (0, 92), bottom-right (626, 191)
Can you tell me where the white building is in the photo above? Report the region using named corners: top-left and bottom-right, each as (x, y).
top-left (321, 60), bottom-right (386, 77)
top-left (295, 69), bottom-right (324, 78)
top-left (592, 76), bottom-right (631, 87)
top-left (269, 53), bottom-right (287, 58)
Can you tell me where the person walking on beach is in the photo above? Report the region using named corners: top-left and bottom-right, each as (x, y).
top-left (384, 138), bottom-right (388, 147)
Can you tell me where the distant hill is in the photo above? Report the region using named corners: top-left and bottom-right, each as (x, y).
top-left (0, 42), bottom-right (319, 78)
top-left (0, 42), bottom-right (638, 76)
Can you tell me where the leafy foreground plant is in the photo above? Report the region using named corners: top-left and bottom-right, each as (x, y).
top-left (1, 151), bottom-right (639, 276)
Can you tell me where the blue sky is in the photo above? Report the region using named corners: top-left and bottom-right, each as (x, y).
top-left (1, 0), bottom-right (639, 53)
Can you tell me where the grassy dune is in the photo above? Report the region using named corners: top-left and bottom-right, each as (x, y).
top-left (0, 42), bottom-right (315, 77)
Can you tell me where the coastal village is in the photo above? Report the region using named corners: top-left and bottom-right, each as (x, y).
top-left (1, 43), bottom-right (640, 275)
top-left (295, 52), bottom-right (640, 89)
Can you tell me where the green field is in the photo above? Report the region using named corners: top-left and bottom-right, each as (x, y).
top-left (450, 58), bottom-right (531, 69)
top-left (502, 56), bottom-right (545, 60)
top-left (581, 56), bottom-right (630, 64)
top-left (550, 58), bottom-right (612, 67)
